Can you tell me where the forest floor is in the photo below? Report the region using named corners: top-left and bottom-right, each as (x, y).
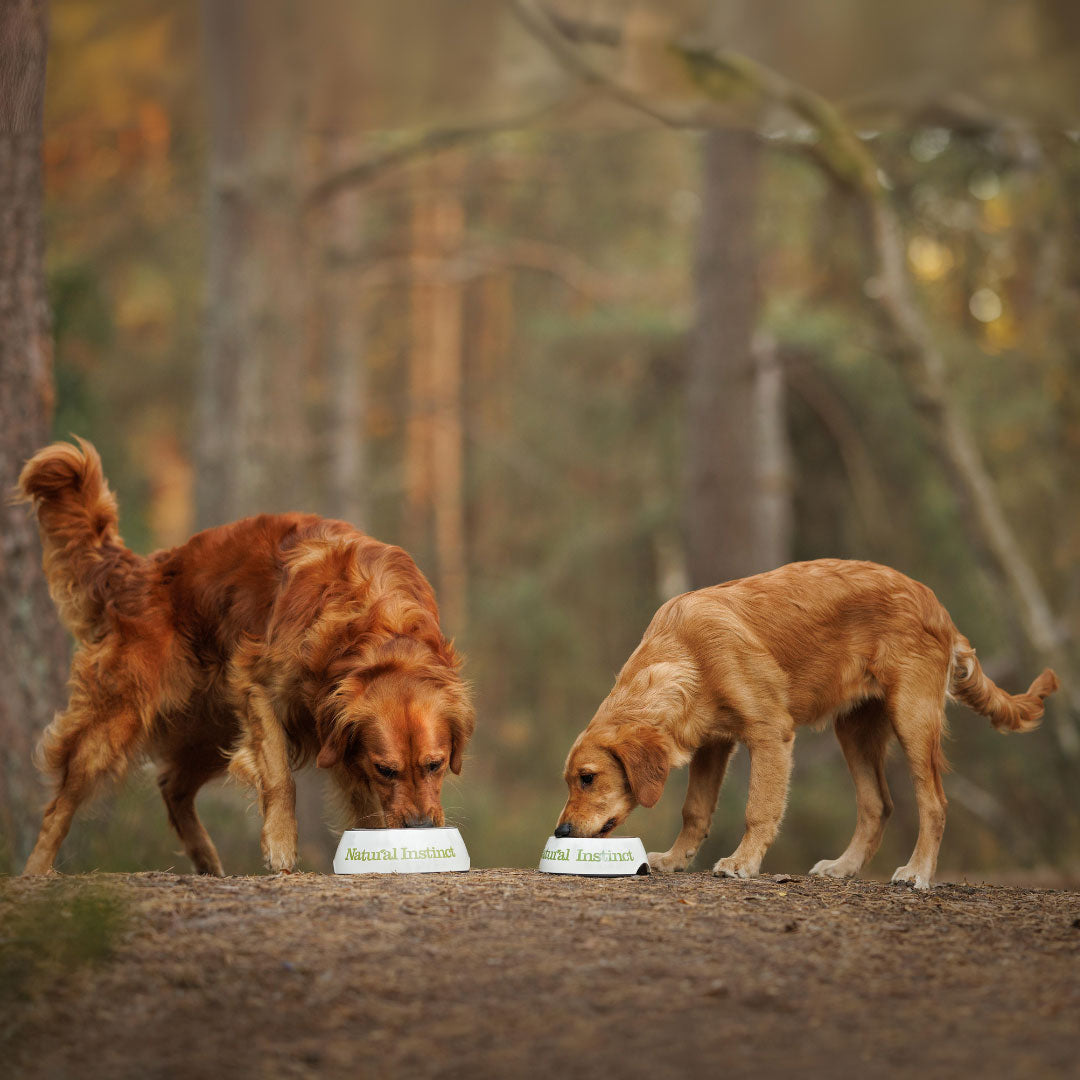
top-left (2, 869), bottom-right (1079, 1080)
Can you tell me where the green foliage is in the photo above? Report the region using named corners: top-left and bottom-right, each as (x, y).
top-left (0, 884), bottom-right (127, 1007)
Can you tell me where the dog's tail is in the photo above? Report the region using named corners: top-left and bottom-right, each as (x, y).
top-left (16, 437), bottom-right (137, 643)
top-left (949, 634), bottom-right (1058, 733)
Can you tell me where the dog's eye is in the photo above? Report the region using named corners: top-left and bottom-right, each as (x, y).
top-left (425, 760), bottom-right (444, 774)
top-left (580, 773), bottom-right (596, 788)
top-left (375, 764), bottom-right (398, 780)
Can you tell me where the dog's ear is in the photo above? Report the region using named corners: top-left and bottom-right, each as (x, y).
top-left (316, 732), bottom-right (346, 770)
top-left (607, 726), bottom-right (670, 808)
top-left (448, 702), bottom-right (476, 775)
top-left (316, 717), bottom-right (360, 770)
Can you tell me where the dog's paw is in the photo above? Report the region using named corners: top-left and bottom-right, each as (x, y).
top-left (891, 864), bottom-right (933, 890)
top-left (262, 845), bottom-right (298, 875)
top-left (192, 849), bottom-right (225, 876)
top-left (648, 849), bottom-right (692, 873)
top-left (20, 865), bottom-right (59, 878)
top-left (712, 856), bottom-right (755, 879)
top-left (809, 857), bottom-right (859, 880)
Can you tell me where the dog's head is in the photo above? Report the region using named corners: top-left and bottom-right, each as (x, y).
top-left (316, 660), bottom-right (475, 829)
top-left (554, 721), bottom-right (671, 838)
top-left (554, 661), bottom-right (693, 837)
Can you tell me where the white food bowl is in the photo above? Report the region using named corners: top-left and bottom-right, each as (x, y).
top-left (333, 827), bottom-right (470, 874)
top-left (537, 835), bottom-right (650, 876)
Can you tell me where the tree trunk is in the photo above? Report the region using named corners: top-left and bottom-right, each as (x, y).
top-left (686, 129), bottom-right (791, 589)
top-left (0, 0), bottom-right (69, 870)
top-left (196, 0), bottom-right (243, 529)
top-left (407, 153), bottom-right (468, 633)
top-left (320, 132), bottom-right (368, 529)
top-left (469, 270), bottom-right (513, 574)
top-left (197, 0), bottom-right (311, 527)
top-left (753, 331), bottom-right (793, 570)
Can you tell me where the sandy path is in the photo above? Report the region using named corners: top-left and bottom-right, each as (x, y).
top-left (3, 870), bottom-right (1079, 1079)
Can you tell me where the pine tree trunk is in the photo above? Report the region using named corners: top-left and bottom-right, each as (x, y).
top-left (753, 332), bottom-right (793, 571)
top-left (405, 192), bottom-right (436, 554)
top-left (198, 0), bottom-right (311, 526)
top-left (0, 0), bottom-right (69, 870)
top-left (470, 271), bottom-right (513, 573)
top-left (196, 0), bottom-right (244, 528)
top-left (321, 132), bottom-right (368, 529)
top-left (687, 129), bottom-right (791, 589)
top-left (407, 153), bottom-right (468, 632)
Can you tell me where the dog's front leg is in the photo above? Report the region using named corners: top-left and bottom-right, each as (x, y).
top-left (229, 686), bottom-right (298, 873)
top-left (713, 730), bottom-right (794, 880)
top-left (649, 739), bottom-right (735, 872)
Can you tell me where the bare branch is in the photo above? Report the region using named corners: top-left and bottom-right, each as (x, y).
top-left (509, 0), bottom-right (881, 193)
top-left (508, 0), bottom-right (714, 130)
top-left (305, 95), bottom-right (582, 209)
top-left (345, 240), bottom-right (646, 303)
top-left (677, 45), bottom-right (885, 196)
top-left (546, 11), bottom-right (621, 46)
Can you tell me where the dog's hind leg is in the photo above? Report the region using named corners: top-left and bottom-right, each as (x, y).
top-left (158, 754), bottom-right (226, 876)
top-left (810, 700), bottom-right (893, 880)
top-left (713, 722), bottom-right (795, 880)
top-left (889, 689), bottom-right (948, 890)
top-left (649, 738), bottom-right (736, 872)
top-left (23, 669), bottom-right (150, 875)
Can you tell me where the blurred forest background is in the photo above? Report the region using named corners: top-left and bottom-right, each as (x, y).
top-left (2, 0), bottom-right (1079, 880)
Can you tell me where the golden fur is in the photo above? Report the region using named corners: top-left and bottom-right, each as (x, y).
top-left (556, 560), bottom-right (1058, 889)
top-left (18, 438), bottom-right (474, 875)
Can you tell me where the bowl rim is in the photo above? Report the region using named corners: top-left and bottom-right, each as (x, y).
top-left (339, 826), bottom-right (463, 839)
top-left (541, 834), bottom-right (645, 847)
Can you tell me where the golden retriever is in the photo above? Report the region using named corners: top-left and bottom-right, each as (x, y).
top-left (555, 559), bottom-right (1057, 889)
top-left (19, 438), bottom-right (474, 875)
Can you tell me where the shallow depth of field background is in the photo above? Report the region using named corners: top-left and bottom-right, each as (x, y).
top-left (24, 0), bottom-right (1080, 878)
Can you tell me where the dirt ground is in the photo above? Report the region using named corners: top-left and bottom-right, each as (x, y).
top-left (2, 869), bottom-right (1079, 1080)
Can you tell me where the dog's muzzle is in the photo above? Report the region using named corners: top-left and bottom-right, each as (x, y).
top-left (553, 822), bottom-right (573, 838)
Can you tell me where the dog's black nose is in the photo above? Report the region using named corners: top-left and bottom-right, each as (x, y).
top-left (554, 823), bottom-right (573, 838)
top-left (404, 815), bottom-right (435, 828)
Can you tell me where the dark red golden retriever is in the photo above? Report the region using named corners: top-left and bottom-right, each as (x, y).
top-left (19, 438), bottom-right (474, 875)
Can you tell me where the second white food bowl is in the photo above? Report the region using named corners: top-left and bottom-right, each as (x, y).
top-left (537, 835), bottom-right (650, 876)
top-left (333, 827), bottom-right (470, 874)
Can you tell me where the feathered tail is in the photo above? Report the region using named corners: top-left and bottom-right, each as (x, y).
top-left (950, 634), bottom-right (1059, 733)
top-left (16, 437), bottom-right (136, 643)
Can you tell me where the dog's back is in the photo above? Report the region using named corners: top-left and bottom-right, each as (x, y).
top-left (154, 512), bottom-right (354, 668)
top-left (645, 559), bottom-right (1056, 730)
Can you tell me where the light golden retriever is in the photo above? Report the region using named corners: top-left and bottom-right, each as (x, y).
top-left (555, 559), bottom-right (1057, 888)
top-left (19, 438), bottom-right (474, 875)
